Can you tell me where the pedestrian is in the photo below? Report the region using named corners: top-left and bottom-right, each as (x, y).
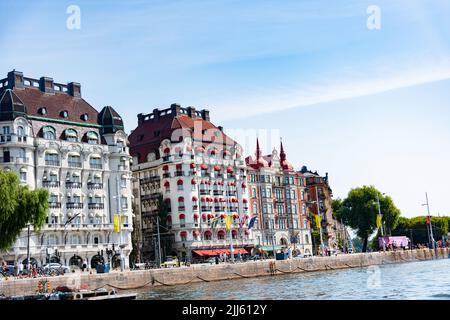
top-left (18, 261), bottom-right (24, 276)
top-left (82, 259), bottom-right (87, 272)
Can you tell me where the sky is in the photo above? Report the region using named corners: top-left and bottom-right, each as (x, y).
top-left (0, 0), bottom-right (449, 217)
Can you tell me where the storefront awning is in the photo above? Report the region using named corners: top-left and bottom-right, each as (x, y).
top-left (193, 248), bottom-right (249, 256)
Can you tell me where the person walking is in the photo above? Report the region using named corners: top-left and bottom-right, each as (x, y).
top-left (18, 261), bottom-right (24, 276)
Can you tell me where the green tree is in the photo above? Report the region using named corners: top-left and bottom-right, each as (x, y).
top-left (391, 216), bottom-right (450, 246)
top-left (336, 186), bottom-right (401, 252)
top-left (0, 170), bottom-right (49, 250)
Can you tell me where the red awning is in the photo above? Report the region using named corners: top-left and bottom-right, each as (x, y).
top-left (193, 249), bottom-right (217, 257)
top-left (226, 167), bottom-right (234, 173)
top-left (193, 230), bottom-right (199, 236)
top-left (164, 148), bottom-right (170, 154)
top-left (245, 230), bottom-right (250, 235)
top-left (190, 163), bottom-right (196, 168)
top-left (162, 165), bottom-right (169, 171)
top-left (233, 213), bottom-right (239, 218)
top-left (193, 213), bottom-right (199, 218)
top-left (210, 149), bottom-right (217, 155)
top-left (243, 198), bottom-right (248, 203)
top-left (192, 196), bottom-right (198, 201)
top-left (207, 214), bottom-right (214, 218)
top-left (214, 165), bottom-right (221, 171)
top-left (180, 231), bottom-right (187, 237)
top-left (179, 214), bottom-right (186, 219)
top-left (214, 198), bottom-right (219, 203)
top-left (176, 163), bottom-right (182, 169)
top-left (178, 196), bottom-right (184, 201)
top-left (164, 181), bottom-right (170, 187)
top-left (220, 214), bottom-right (225, 218)
top-left (242, 183), bottom-right (247, 188)
top-left (191, 179), bottom-right (197, 184)
top-left (217, 230), bottom-right (226, 236)
top-left (223, 150), bottom-right (231, 156)
top-left (177, 179), bottom-right (183, 185)
top-left (201, 214), bottom-right (207, 219)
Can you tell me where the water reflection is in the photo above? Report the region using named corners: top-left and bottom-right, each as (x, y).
top-left (137, 259), bottom-right (450, 300)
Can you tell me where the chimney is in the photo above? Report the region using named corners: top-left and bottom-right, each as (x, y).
top-left (218, 126), bottom-right (223, 132)
top-left (201, 109), bottom-right (210, 122)
top-left (39, 77), bottom-right (54, 94)
top-left (170, 103), bottom-right (181, 115)
top-left (7, 70), bottom-right (24, 89)
top-left (153, 108), bottom-right (160, 121)
top-left (187, 106), bottom-right (196, 118)
top-left (68, 82), bottom-right (81, 98)
top-left (137, 113), bottom-right (145, 126)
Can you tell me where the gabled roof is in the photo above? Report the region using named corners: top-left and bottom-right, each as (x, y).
top-left (0, 89), bottom-right (27, 120)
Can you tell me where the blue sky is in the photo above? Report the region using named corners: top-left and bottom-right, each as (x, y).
top-left (1, 0), bottom-right (449, 217)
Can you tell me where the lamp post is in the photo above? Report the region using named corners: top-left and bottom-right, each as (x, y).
top-left (422, 192), bottom-right (435, 249)
top-left (376, 192), bottom-right (386, 252)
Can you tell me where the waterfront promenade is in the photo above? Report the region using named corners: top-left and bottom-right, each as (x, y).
top-left (1, 248), bottom-right (448, 297)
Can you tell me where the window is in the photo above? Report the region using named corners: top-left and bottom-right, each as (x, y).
top-left (251, 188), bottom-right (257, 198)
top-left (3, 126), bottom-right (10, 135)
top-left (121, 196), bottom-right (128, 209)
top-left (49, 195), bottom-right (58, 203)
top-left (68, 155), bottom-right (81, 168)
top-left (293, 220), bottom-right (298, 229)
top-left (49, 173), bottom-right (58, 182)
top-left (305, 234), bottom-right (309, 244)
top-left (47, 235), bottom-right (58, 246)
top-left (45, 153), bottom-right (59, 166)
top-left (89, 156), bottom-right (102, 169)
top-left (86, 131), bottom-right (98, 144)
top-left (301, 190), bottom-right (305, 200)
top-left (20, 171), bottom-right (27, 182)
top-left (17, 126), bottom-right (25, 137)
top-left (303, 204), bottom-right (307, 215)
top-left (252, 202), bottom-right (257, 214)
top-left (43, 126), bottom-right (56, 140)
top-left (70, 235), bottom-right (81, 245)
top-left (65, 129), bottom-right (78, 142)
top-left (120, 177), bottom-right (126, 187)
top-left (18, 148), bottom-right (26, 159)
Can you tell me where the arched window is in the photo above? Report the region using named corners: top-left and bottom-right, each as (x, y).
top-left (87, 131), bottom-right (98, 144)
top-left (17, 126), bottom-right (25, 137)
top-left (65, 129), bottom-right (78, 142)
top-left (43, 126), bottom-right (56, 140)
top-left (47, 234), bottom-right (59, 246)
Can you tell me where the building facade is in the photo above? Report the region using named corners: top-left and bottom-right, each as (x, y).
top-left (246, 139), bottom-right (313, 256)
top-left (0, 71), bottom-right (133, 268)
top-left (129, 104), bottom-right (255, 263)
top-left (301, 167), bottom-right (347, 253)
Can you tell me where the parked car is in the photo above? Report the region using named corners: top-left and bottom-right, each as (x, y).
top-left (161, 257), bottom-right (179, 268)
top-left (42, 263), bottom-right (70, 273)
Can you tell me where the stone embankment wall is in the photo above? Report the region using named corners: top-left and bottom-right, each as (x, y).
top-left (1, 248), bottom-right (448, 297)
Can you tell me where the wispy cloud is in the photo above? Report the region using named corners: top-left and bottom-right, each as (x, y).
top-left (213, 55), bottom-right (450, 121)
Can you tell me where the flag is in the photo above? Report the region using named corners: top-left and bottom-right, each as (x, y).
top-left (113, 215), bottom-right (121, 233)
top-left (426, 216), bottom-right (431, 225)
top-left (239, 217), bottom-right (246, 228)
top-left (248, 216), bottom-right (257, 230)
top-left (376, 215), bottom-right (382, 228)
top-left (315, 214), bottom-right (321, 228)
top-left (211, 217), bottom-right (220, 228)
top-left (225, 215), bottom-right (233, 231)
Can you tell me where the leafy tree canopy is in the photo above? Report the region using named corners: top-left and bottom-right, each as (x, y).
top-left (0, 170), bottom-right (49, 250)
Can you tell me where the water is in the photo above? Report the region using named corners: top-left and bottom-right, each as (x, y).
top-left (137, 258), bottom-right (450, 300)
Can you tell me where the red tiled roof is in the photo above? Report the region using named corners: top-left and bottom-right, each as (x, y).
top-left (13, 87), bottom-right (99, 125)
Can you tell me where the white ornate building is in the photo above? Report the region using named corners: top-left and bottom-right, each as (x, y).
top-left (0, 70), bottom-right (133, 269)
top-left (130, 104), bottom-right (255, 262)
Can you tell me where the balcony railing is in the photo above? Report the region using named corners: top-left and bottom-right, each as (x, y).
top-left (48, 202), bottom-right (61, 208)
top-left (66, 181), bottom-right (82, 189)
top-left (200, 190), bottom-right (210, 195)
top-left (66, 202), bottom-right (84, 209)
top-left (0, 156), bottom-right (29, 164)
top-left (87, 182), bottom-right (103, 189)
top-left (162, 173), bottom-right (171, 178)
top-left (90, 163), bottom-right (103, 169)
top-left (42, 181), bottom-right (60, 188)
top-left (213, 190), bottom-right (223, 195)
top-left (68, 161), bottom-right (82, 168)
top-left (175, 171), bottom-right (183, 177)
top-left (88, 203), bottom-right (104, 209)
top-left (45, 160), bottom-right (60, 166)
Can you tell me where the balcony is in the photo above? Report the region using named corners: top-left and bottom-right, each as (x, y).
top-left (48, 202), bottom-right (61, 208)
top-left (213, 190), bottom-right (223, 196)
top-left (226, 191), bottom-right (237, 196)
top-left (45, 160), bottom-right (60, 166)
top-left (66, 181), bottom-right (82, 189)
top-left (200, 190), bottom-right (210, 195)
top-left (162, 173), bottom-right (171, 178)
top-left (66, 202), bottom-right (84, 209)
top-left (201, 206), bottom-right (212, 212)
top-left (42, 181), bottom-right (60, 188)
top-left (0, 134), bottom-right (12, 143)
top-left (87, 182), bottom-right (103, 190)
top-left (162, 156), bottom-right (171, 163)
top-left (88, 203), bottom-right (104, 209)
top-left (214, 207), bottom-right (224, 212)
top-left (192, 205), bottom-right (199, 211)
top-left (68, 161), bottom-right (82, 168)
top-left (175, 171), bottom-right (183, 177)
top-left (0, 156), bottom-right (29, 164)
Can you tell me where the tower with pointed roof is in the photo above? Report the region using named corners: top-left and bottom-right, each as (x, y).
top-left (245, 138), bottom-right (312, 256)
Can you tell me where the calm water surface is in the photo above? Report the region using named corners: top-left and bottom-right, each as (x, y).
top-left (137, 258), bottom-right (450, 300)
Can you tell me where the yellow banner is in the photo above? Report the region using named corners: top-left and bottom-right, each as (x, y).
top-left (113, 215), bottom-right (121, 233)
top-left (315, 214), bottom-right (321, 229)
top-left (225, 215), bottom-right (233, 231)
top-left (376, 215), bottom-right (382, 228)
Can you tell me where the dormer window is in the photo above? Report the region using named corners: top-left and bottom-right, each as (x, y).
top-left (60, 110), bottom-right (69, 118)
top-left (65, 129), bottom-right (78, 142)
top-left (86, 131), bottom-right (98, 144)
top-left (81, 113), bottom-right (89, 121)
top-left (39, 107), bottom-right (47, 115)
top-left (43, 126), bottom-right (56, 140)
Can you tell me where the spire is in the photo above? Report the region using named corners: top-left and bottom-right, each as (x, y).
top-left (280, 137), bottom-right (286, 162)
top-left (256, 137), bottom-right (261, 159)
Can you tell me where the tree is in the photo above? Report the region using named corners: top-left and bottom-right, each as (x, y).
top-left (0, 170), bottom-right (49, 251)
top-left (391, 216), bottom-right (450, 246)
top-left (335, 186), bottom-right (401, 252)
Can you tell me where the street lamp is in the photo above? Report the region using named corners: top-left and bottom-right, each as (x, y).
top-left (309, 199), bottom-right (324, 256)
top-left (422, 192), bottom-right (436, 249)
